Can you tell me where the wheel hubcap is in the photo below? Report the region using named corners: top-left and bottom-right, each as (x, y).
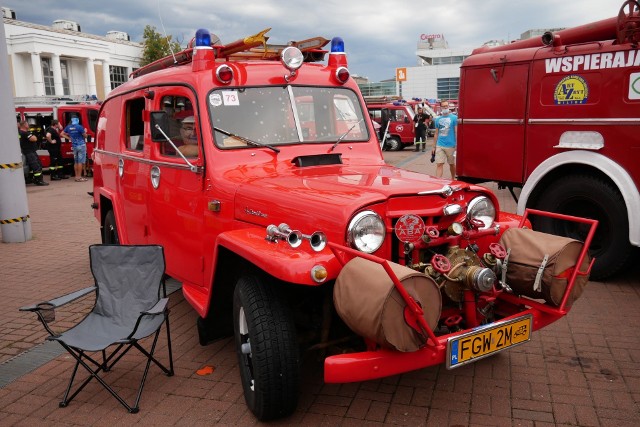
top-left (238, 307), bottom-right (255, 391)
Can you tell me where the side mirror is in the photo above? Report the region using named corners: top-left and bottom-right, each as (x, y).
top-left (404, 116), bottom-right (410, 123)
top-left (150, 111), bottom-right (169, 141)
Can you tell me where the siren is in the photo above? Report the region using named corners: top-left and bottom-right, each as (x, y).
top-left (195, 28), bottom-right (212, 49)
top-left (192, 28), bottom-right (215, 72)
top-left (328, 37), bottom-right (348, 68)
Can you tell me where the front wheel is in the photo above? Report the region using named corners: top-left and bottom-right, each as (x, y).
top-left (233, 276), bottom-right (299, 421)
top-left (384, 136), bottom-right (402, 151)
top-left (532, 174), bottom-right (631, 280)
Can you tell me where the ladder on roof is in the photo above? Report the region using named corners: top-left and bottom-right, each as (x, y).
top-left (131, 28), bottom-right (330, 79)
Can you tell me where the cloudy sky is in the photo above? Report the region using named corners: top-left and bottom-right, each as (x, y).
top-left (2, 0), bottom-right (624, 81)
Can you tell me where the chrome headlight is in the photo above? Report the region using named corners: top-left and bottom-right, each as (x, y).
top-left (347, 210), bottom-right (385, 253)
top-left (467, 196), bottom-right (496, 229)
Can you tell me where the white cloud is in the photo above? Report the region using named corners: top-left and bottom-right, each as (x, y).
top-left (1, 0), bottom-right (625, 80)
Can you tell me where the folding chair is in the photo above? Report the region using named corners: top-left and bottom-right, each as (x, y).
top-left (20, 244), bottom-right (174, 413)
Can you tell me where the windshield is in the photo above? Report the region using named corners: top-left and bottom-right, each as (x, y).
top-left (208, 86), bottom-right (369, 148)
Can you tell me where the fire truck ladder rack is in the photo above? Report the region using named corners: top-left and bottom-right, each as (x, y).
top-left (131, 28), bottom-right (330, 79)
top-left (13, 96), bottom-right (100, 106)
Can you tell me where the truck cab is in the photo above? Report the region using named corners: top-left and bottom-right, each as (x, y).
top-left (366, 101), bottom-right (416, 150)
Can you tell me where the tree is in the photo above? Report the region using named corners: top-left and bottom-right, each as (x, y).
top-left (140, 25), bottom-right (182, 66)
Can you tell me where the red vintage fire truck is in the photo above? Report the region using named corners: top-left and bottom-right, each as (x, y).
top-left (366, 101), bottom-right (415, 150)
top-left (456, 0), bottom-right (640, 280)
top-left (15, 100), bottom-right (99, 172)
top-left (92, 28), bottom-right (595, 420)
top-left (366, 98), bottom-right (436, 150)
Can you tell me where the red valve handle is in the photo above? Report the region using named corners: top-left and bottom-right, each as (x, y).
top-left (444, 315), bottom-right (462, 327)
top-left (489, 242), bottom-right (507, 259)
top-left (431, 254), bottom-right (451, 274)
top-left (425, 226), bottom-right (439, 238)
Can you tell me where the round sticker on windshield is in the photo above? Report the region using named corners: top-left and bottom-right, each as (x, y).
top-left (395, 214), bottom-right (425, 243)
top-left (209, 93), bottom-right (222, 107)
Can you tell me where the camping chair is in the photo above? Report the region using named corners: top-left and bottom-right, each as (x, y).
top-left (20, 244), bottom-right (174, 413)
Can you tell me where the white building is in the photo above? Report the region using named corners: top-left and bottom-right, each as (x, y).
top-left (396, 34), bottom-right (473, 102)
top-left (396, 30), bottom-right (562, 102)
top-left (3, 8), bottom-right (142, 102)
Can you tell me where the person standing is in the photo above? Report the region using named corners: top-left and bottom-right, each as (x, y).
top-left (431, 100), bottom-right (458, 179)
top-left (18, 120), bottom-right (49, 186)
top-left (61, 117), bottom-right (88, 182)
top-left (413, 107), bottom-right (428, 152)
top-left (44, 120), bottom-right (69, 180)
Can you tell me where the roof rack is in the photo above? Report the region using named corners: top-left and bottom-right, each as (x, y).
top-left (131, 28), bottom-right (329, 79)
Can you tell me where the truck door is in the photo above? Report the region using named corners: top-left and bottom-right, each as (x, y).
top-left (147, 88), bottom-right (205, 287)
top-left (117, 93), bottom-right (150, 244)
top-left (457, 63), bottom-right (529, 184)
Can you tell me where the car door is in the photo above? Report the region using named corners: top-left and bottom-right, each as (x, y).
top-left (146, 86), bottom-right (206, 288)
top-left (116, 93), bottom-right (150, 244)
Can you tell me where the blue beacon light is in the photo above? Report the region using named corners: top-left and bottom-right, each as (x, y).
top-left (330, 37), bottom-right (345, 53)
top-left (328, 36), bottom-right (347, 68)
top-left (195, 29), bottom-right (212, 48)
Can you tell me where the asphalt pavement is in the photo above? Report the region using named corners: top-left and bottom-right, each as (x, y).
top-left (1, 146), bottom-right (639, 426)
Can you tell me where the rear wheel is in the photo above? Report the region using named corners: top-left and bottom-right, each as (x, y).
top-left (233, 276), bottom-right (299, 421)
top-left (102, 210), bottom-right (119, 244)
top-left (385, 136), bottom-right (401, 151)
top-left (532, 175), bottom-right (631, 280)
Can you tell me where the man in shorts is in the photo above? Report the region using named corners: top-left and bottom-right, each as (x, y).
top-left (61, 117), bottom-right (88, 182)
top-left (431, 100), bottom-right (458, 179)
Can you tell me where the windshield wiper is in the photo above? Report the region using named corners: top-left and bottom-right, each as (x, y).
top-left (329, 118), bottom-right (364, 152)
top-left (214, 126), bottom-right (280, 153)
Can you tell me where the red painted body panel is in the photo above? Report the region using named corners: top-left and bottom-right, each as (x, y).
top-left (458, 18), bottom-right (640, 188)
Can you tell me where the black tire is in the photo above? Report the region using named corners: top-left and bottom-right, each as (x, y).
top-left (385, 136), bottom-right (402, 151)
top-left (102, 210), bottom-right (120, 244)
top-left (532, 175), bottom-right (631, 280)
top-left (233, 276), bottom-right (299, 421)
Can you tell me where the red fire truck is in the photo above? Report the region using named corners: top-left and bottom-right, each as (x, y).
top-left (92, 28), bottom-right (594, 420)
top-left (366, 101), bottom-right (416, 150)
top-left (15, 100), bottom-right (99, 172)
top-left (456, 0), bottom-right (640, 280)
top-left (366, 99), bottom-right (436, 150)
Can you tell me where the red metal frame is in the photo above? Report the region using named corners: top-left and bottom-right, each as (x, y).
top-left (324, 208), bottom-right (598, 383)
top-left (519, 209), bottom-right (598, 312)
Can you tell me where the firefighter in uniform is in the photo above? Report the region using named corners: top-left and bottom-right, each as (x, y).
top-left (18, 120), bottom-right (49, 186)
top-left (44, 119), bottom-right (69, 180)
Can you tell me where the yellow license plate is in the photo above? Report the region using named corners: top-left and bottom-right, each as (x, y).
top-left (446, 314), bottom-right (532, 369)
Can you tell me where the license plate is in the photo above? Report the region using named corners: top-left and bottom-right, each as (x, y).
top-left (446, 314), bottom-right (532, 369)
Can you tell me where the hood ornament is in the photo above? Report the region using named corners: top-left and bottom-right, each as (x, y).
top-left (418, 184), bottom-right (462, 197)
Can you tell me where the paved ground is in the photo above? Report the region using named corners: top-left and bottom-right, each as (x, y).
top-left (1, 147), bottom-right (639, 426)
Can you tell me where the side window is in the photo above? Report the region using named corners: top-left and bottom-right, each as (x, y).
top-left (125, 98), bottom-right (145, 151)
top-left (368, 109), bottom-right (382, 128)
top-left (63, 111), bottom-right (79, 126)
top-left (87, 110), bottom-right (99, 133)
top-left (158, 95), bottom-right (197, 157)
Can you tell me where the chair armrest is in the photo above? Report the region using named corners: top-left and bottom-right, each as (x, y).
top-left (126, 298), bottom-right (170, 340)
top-left (19, 286), bottom-right (97, 312)
top-left (142, 298), bottom-right (169, 316)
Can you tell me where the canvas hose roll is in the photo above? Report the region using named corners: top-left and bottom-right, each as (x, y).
top-left (334, 257), bottom-right (441, 352)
